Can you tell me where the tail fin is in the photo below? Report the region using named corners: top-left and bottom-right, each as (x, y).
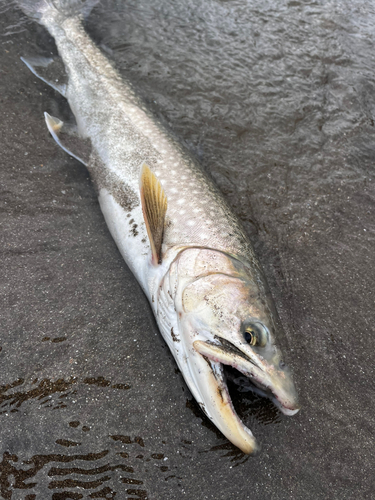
top-left (16, 0), bottom-right (99, 23)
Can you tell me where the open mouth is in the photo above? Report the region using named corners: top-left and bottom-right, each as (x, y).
top-left (180, 336), bottom-right (298, 454)
top-left (193, 337), bottom-right (299, 415)
top-left (193, 337), bottom-right (266, 388)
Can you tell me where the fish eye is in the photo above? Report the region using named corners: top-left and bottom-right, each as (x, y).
top-left (244, 328), bottom-right (256, 345)
top-left (243, 323), bottom-right (268, 347)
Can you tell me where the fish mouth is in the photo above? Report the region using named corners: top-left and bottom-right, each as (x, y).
top-left (193, 337), bottom-right (299, 415)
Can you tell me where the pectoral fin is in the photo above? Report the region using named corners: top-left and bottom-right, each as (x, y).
top-left (44, 112), bottom-right (91, 166)
top-left (139, 163), bottom-right (167, 265)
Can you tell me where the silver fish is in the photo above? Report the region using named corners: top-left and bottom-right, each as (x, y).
top-left (17, 0), bottom-right (299, 453)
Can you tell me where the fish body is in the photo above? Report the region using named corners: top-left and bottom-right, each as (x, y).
top-left (17, 0), bottom-right (299, 453)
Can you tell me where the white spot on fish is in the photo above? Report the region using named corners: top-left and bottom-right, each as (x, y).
top-left (187, 220), bottom-right (195, 227)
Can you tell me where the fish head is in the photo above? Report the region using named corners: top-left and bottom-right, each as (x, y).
top-left (183, 269), bottom-right (299, 413)
top-left (162, 247), bottom-right (299, 453)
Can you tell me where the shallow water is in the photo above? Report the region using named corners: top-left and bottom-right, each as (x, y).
top-left (1, 0), bottom-right (374, 498)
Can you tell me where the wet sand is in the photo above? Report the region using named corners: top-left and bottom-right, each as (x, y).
top-left (1, 1), bottom-right (374, 499)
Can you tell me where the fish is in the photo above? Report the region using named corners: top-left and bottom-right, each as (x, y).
top-left (16, 0), bottom-right (299, 454)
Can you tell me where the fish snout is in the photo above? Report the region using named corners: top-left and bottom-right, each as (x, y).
top-left (269, 369), bottom-right (300, 416)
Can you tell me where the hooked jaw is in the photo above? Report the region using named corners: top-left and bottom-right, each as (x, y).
top-left (190, 338), bottom-right (299, 453)
top-left (184, 345), bottom-right (259, 454)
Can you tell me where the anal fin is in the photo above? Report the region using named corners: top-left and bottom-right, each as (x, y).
top-left (44, 112), bottom-right (91, 166)
top-left (21, 56), bottom-right (67, 97)
top-left (139, 163), bottom-right (168, 265)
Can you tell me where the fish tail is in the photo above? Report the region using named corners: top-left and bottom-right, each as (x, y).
top-left (15, 0), bottom-right (99, 24)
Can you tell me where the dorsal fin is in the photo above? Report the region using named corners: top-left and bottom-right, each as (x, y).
top-left (139, 163), bottom-right (168, 265)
